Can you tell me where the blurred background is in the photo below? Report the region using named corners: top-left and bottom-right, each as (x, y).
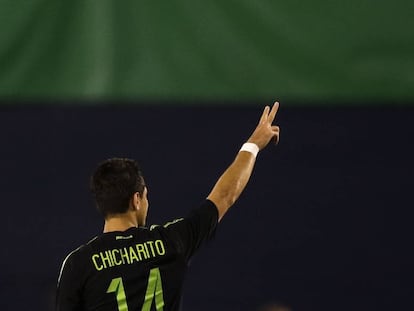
top-left (1, 1), bottom-right (413, 310)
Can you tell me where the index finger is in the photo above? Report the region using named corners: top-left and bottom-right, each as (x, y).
top-left (259, 105), bottom-right (270, 124)
top-left (267, 102), bottom-right (279, 123)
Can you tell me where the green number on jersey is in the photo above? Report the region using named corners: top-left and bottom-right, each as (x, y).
top-left (142, 268), bottom-right (165, 311)
top-left (106, 277), bottom-right (129, 311)
top-left (106, 268), bottom-right (165, 311)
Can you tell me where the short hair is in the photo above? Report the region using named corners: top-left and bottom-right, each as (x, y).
top-left (90, 158), bottom-right (145, 218)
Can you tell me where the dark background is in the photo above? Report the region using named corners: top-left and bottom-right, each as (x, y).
top-left (1, 103), bottom-right (413, 311)
top-left (2, 1), bottom-right (414, 310)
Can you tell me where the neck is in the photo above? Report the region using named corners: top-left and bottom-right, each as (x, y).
top-left (103, 212), bottom-right (138, 233)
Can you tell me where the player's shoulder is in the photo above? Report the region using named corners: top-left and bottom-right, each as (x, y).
top-left (57, 240), bottom-right (92, 283)
top-left (148, 218), bottom-right (185, 231)
top-left (62, 236), bottom-right (99, 263)
top-left (148, 200), bottom-right (218, 230)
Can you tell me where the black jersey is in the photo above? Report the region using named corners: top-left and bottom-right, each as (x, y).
top-left (56, 200), bottom-right (218, 311)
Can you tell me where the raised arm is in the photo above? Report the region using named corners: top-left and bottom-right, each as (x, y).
top-left (207, 102), bottom-right (280, 222)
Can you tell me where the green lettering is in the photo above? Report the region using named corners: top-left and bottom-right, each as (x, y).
top-left (120, 247), bottom-right (130, 264)
top-left (100, 251), bottom-right (112, 268)
top-left (112, 249), bottom-right (123, 266)
top-left (136, 244), bottom-right (147, 260)
top-left (129, 246), bottom-right (139, 263)
top-left (155, 240), bottom-right (166, 256)
top-left (147, 241), bottom-right (156, 257)
top-left (92, 254), bottom-right (103, 271)
top-left (143, 243), bottom-right (150, 258)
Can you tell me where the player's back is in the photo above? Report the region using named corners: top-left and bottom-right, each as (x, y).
top-left (57, 200), bottom-right (218, 311)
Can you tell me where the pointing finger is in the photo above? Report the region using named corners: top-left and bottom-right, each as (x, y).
top-left (268, 102), bottom-right (279, 123)
top-left (259, 105), bottom-right (270, 124)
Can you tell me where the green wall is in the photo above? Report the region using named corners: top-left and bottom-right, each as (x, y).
top-left (1, 0), bottom-right (413, 103)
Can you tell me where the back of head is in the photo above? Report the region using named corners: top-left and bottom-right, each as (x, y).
top-left (90, 158), bottom-right (145, 218)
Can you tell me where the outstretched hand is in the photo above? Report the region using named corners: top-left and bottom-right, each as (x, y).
top-left (207, 101), bottom-right (280, 221)
top-left (247, 102), bottom-right (280, 150)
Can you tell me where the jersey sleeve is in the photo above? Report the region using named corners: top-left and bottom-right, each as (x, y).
top-left (161, 199), bottom-right (218, 261)
top-left (56, 249), bottom-right (83, 311)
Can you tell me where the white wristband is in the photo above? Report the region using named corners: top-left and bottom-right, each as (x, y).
top-left (239, 142), bottom-right (259, 157)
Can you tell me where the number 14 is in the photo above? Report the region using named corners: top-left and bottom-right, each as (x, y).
top-left (107, 268), bottom-right (165, 311)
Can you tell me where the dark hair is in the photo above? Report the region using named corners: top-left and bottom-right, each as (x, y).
top-left (90, 158), bottom-right (145, 218)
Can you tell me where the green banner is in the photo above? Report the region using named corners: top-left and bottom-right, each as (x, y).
top-left (1, 0), bottom-right (413, 103)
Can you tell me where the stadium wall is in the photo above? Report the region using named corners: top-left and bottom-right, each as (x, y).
top-left (1, 104), bottom-right (413, 311)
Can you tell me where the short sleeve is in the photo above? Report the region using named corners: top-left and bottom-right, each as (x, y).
top-left (161, 200), bottom-right (218, 261)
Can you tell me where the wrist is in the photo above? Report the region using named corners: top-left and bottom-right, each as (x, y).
top-left (239, 142), bottom-right (259, 157)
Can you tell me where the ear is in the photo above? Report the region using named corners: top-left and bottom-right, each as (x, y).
top-left (132, 192), bottom-right (140, 211)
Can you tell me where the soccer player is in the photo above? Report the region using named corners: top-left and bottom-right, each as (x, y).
top-left (56, 102), bottom-right (281, 311)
